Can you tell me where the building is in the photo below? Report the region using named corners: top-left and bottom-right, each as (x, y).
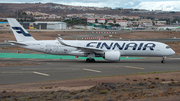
top-left (33, 22), bottom-right (67, 30)
top-left (97, 18), bottom-right (105, 24)
top-left (155, 21), bottom-right (167, 26)
top-left (21, 22), bottom-right (32, 29)
top-left (116, 20), bottom-right (127, 26)
top-left (107, 20), bottom-right (114, 24)
top-left (87, 18), bottom-right (95, 23)
top-left (132, 19), bottom-right (153, 27)
top-left (0, 22), bottom-right (10, 29)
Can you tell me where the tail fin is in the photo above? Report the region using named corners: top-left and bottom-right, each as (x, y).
top-left (7, 18), bottom-right (36, 42)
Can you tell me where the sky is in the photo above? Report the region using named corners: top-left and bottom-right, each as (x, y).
top-left (1, 0), bottom-right (180, 11)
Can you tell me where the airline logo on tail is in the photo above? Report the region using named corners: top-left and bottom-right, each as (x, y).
top-left (12, 27), bottom-right (31, 37)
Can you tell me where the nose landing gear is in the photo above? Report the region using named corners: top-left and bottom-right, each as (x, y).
top-left (161, 56), bottom-right (166, 63)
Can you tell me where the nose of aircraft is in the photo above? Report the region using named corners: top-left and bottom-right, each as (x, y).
top-left (171, 49), bottom-right (175, 55)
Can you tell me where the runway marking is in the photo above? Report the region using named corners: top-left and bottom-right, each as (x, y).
top-left (70, 65), bottom-right (122, 68)
top-left (0, 71), bottom-right (32, 74)
top-left (83, 68), bottom-right (101, 73)
top-left (125, 66), bottom-right (144, 70)
top-left (168, 58), bottom-right (180, 60)
top-left (22, 68), bottom-right (80, 70)
top-left (33, 71), bottom-right (50, 76)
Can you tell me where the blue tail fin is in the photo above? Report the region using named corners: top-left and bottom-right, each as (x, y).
top-left (7, 18), bottom-right (36, 42)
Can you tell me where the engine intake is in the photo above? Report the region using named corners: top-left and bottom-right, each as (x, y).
top-left (103, 51), bottom-right (121, 61)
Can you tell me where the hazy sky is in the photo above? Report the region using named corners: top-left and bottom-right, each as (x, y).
top-left (1, 0), bottom-right (180, 11)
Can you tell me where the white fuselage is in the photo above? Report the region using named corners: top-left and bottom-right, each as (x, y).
top-left (158, 27), bottom-right (179, 30)
top-left (19, 40), bottom-right (175, 57)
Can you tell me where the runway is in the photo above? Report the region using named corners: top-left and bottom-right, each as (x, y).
top-left (0, 55), bottom-right (180, 85)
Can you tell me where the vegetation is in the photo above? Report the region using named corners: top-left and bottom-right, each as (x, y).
top-left (99, 90), bottom-right (109, 94)
top-left (64, 18), bottom-right (87, 26)
top-left (1, 81), bottom-right (180, 100)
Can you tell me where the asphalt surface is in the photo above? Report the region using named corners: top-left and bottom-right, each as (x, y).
top-left (0, 55), bottom-right (180, 85)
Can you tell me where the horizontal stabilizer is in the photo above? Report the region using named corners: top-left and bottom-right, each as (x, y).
top-left (8, 41), bottom-right (27, 46)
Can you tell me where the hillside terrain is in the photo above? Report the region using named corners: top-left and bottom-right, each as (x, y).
top-left (0, 3), bottom-right (180, 19)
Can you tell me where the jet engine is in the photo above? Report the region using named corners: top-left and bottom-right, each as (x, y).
top-left (103, 51), bottom-right (121, 61)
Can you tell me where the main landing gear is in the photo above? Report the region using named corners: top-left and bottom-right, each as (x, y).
top-left (161, 56), bottom-right (166, 63)
top-left (86, 58), bottom-right (95, 63)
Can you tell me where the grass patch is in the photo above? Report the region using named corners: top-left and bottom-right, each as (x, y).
top-left (99, 90), bottom-right (109, 94)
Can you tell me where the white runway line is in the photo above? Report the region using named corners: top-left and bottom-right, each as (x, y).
top-left (168, 58), bottom-right (180, 60)
top-left (33, 71), bottom-right (50, 76)
top-left (83, 68), bottom-right (101, 73)
top-left (125, 66), bottom-right (144, 70)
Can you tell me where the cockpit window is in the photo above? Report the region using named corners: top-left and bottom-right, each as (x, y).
top-left (166, 46), bottom-right (170, 49)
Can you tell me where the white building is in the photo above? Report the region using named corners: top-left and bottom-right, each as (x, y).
top-left (116, 20), bottom-right (127, 26)
top-left (155, 21), bottom-right (167, 26)
top-left (97, 18), bottom-right (105, 24)
top-left (87, 18), bottom-right (95, 23)
top-left (133, 19), bottom-right (153, 27)
top-left (107, 20), bottom-right (114, 24)
top-left (33, 22), bottom-right (67, 30)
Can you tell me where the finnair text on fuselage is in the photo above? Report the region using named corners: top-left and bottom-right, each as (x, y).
top-left (86, 42), bottom-right (155, 50)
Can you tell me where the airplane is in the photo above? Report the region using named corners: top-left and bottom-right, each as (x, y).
top-left (7, 18), bottom-right (175, 63)
top-left (157, 26), bottom-right (180, 31)
top-left (122, 25), bottom-right (132, 30)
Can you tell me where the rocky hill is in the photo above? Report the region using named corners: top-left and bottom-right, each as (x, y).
top-left (0, 3), bottom-right (180, 20)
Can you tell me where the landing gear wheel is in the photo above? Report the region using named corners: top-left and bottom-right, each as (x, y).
top-left (86, 58), bottom-right (90, 62)
top-left (86, 58), bottom-right (95, 63)
top-left (91, 58), bottom-right (95, 62)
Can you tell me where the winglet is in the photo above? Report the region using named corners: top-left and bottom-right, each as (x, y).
top-left (56, 37), bottom-right (70, 47)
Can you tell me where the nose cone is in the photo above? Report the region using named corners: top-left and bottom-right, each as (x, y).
top-left (171, 49), bottom-right (175, 55)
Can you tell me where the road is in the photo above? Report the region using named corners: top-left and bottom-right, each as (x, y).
top-left (0, 55), bottom-right (180, 85)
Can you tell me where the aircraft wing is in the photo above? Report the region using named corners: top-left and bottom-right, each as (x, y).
top-left (56, 37), bottom-right (104, 52)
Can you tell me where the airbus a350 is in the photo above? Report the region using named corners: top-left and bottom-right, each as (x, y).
top-left (7, 18), bottom-right (175, 63)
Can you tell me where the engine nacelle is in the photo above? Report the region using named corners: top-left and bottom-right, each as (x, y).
top-left (103, 51), bottom-right (121, 61)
